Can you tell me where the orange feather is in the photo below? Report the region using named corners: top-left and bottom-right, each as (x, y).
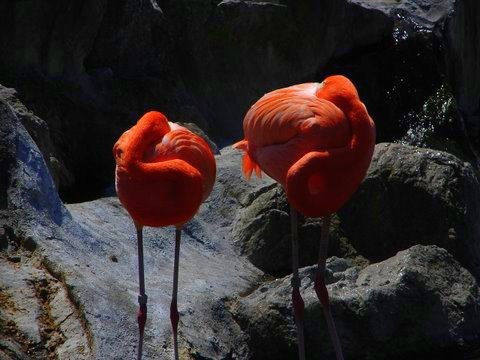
top-left (114, 111), bottom-right (216, 227)
top-left (234, 75), bottom-right (376, 217)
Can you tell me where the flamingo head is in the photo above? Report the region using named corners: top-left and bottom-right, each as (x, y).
top-left (113, 111), bottom-right (171, 170)
top-left (315, 75), bottom-right (360, 113)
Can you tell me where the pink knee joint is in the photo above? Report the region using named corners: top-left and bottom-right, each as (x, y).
top-left (292, 287), bottom-right (305, 321)
top-left (137, 294), bottom-right (148, 334)
top-left (170, 299), bottom-right (179, 335)
top-left (314, 274), bottom-right (330, 308)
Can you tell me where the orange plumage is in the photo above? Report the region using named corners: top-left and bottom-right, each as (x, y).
top-left (234, 75), bottom-right (376, 217)
top-left (114, 111), bottom-right (216, 227)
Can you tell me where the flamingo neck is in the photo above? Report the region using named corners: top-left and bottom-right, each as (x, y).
top-left (346, 101), bottom-right (376, 162)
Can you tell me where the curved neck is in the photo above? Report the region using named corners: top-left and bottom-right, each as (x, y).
top-left (121, 118), bottom-right (170, 173)
top-left (346, 101), bottom-right (376, 162)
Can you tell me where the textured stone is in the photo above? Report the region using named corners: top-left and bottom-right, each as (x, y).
top-left (233, 184), bottom-right (366, 276)
top-left (233, 245), bottom-right (480, 359)
top-left (0, 108), bottom-right (263, 359)
top-left (0, 84), bottom-right (73, 190)
top-left (340, 143), bottom-right (480, 279)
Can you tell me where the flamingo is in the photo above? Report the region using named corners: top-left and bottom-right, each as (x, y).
top-left (234, 75), bottom-right (375, 360)
top-left (113, 111), bottom-right (216, 360)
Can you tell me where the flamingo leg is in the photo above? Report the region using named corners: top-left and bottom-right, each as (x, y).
top-left (314, 215), bottom-right (344, 360)
top-left (171, 227), bottom-right (181, 360)
top-left (136, 227), bottom-right (148, 360)
top-left (290, 207), bottom-right (306, 360)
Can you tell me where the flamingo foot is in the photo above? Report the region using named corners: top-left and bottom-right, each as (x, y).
top-left (314, 274), bottom-right (329, 308)
top-left (170, 299), bottom-right (179, 335)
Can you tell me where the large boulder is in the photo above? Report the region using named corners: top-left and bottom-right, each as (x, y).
top-left (233, 184), bottom-right (367, 276)
top-left (232, 245), bottom-right (480, 359)
top-left (340, 143), bottom-right (480, 279)
top-left (0, 105), bottom-right (264, 359)
top-left (0, 85), bottom-right (73, 190)
top-left (234, 142), bottom-right (480, 280)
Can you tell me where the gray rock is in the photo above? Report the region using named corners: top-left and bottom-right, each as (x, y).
top-left (233, 142), bottom-right (480, 279)
top-left (232, 245), bottom-right (480, 359)
top-left (0, 84), bottom-right (73, 190)
top-left (0, 1), bottom-right (108, 78)
top-left (444, 0), bottom-right (480, 165)
top-left (350, 0), bottom-right (455, 29)
top-left (340, 143), bottom-right (480, 279)
top-left (0, 105), bottom-right (264, 359)
top-left (0, 253), bottom-right (91, 359)
top-left (0, 98), bottom-right (67, 230)
top-left (233, 184), bottom-right (366, 276)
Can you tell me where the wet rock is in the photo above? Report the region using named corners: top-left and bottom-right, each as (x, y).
top-left (232, 245), bottom-right (480, 359)
top-left (340, 143), bottom-right (480, 279)
top-left (399, 84), bottom-right (474, 163)
top-left (351, 0), bottom-right (455, 29)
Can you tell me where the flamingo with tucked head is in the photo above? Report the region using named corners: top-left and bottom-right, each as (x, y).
top-left (234, 75), bottom-right (375, 360)
top-left (114, 111), bottom-right (216, 360)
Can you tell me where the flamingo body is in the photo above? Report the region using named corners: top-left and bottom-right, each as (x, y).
top-left (114, 111), bottom-right (216, 227)
top-left (235, 75), bottom-right (375, 217)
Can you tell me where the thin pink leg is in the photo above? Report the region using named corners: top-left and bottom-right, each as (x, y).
top-left (290, 207), bottom-right (306, 360)
top-left (314, 215), bottom-right (344, 360)
top-left (136, 227), bottom-right (148, 360)
top-left (171, 227), bottom-right (181, 360)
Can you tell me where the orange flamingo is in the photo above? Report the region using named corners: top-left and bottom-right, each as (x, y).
top-left (113, 111), bottom-right (216, 360)
top-left (234, 75), bottom-right (375, 360)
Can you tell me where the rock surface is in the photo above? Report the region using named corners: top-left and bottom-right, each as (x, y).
top-left (444, 0), bottom-right (480, 164)
top-left (0, 85), bottom-right (73, 190)
top-left (340, 143), bottom-right (480, 279)
top-left (235, 142), bottom-right (480, 280)
top-left (0, 99), bottom-right (263, 359)
top-left (233, 245), bottom-right (480, 359)
top-left (233, 184), bottom-right (367, 276)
